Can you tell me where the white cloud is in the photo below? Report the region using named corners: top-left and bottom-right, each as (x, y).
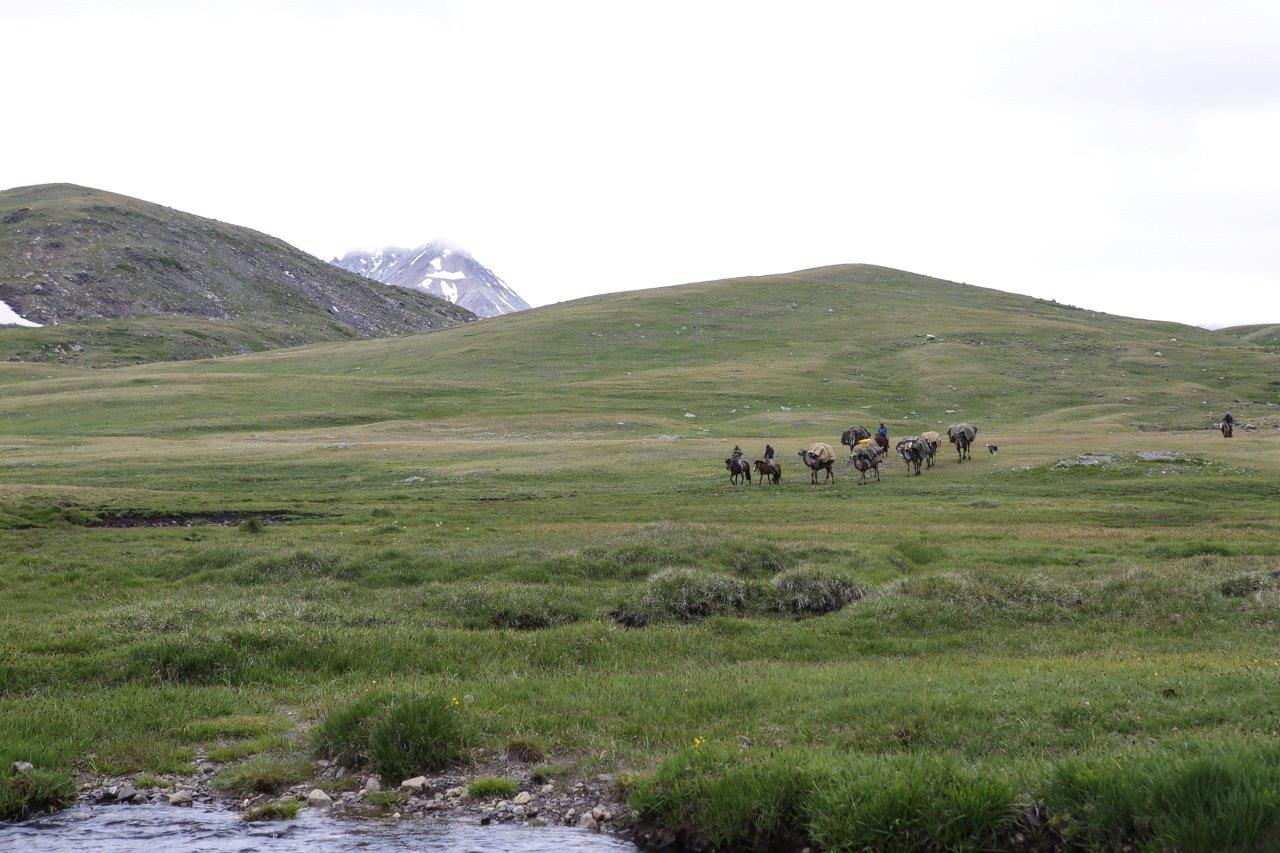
top-left (1, 0), bottom-right (1277, 327)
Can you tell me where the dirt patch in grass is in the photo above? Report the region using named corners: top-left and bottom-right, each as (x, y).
top-left (90, 510), bottom-right (311, 528)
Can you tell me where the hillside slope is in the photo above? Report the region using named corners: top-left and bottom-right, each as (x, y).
top-left (1221, 323), bottom-right (1280, 348)
top-left (0, 264), bottom-right (1275, 438)
top-left (333, 243), bottom-right (529, 317)
top-left (0, 184), bottom-right (474, 364)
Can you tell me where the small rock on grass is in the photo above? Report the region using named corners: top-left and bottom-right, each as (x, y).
top-left (11, 761), bottom-right (34, 775)
top-left (363, 776), bottom-right (381, 793)
top-left (307, 788), bottom-right (333, 808)
top-left (513, 791), bottom-right (532, 805)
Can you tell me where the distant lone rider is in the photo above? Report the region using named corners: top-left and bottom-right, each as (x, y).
top-left (763, 443), bottom-right (775, 460)
top-left (875, 423), bottom-right (889, 452)
top-left (1223, 412), bottom-right (1235, 438)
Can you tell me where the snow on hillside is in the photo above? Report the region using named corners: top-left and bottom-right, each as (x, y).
top-left (0, 297), bottom-right (41, 327)
top-left (332, 243), bottom-right (528, 318)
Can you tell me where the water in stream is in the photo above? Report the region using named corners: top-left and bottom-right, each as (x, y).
top-left (2, 804), bottom-right (635, 852)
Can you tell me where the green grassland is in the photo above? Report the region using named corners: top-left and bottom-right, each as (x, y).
top-left (3, 265), bottom-right (1280, 847)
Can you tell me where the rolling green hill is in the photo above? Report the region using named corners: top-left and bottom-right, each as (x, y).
top-left (4, 265), bottom-right (1280, 845)
top-left (1221, 323), bottom-right (1280, 348)
top-left (0, 184), bottom-right (474, 365)
top-left (1, 264), bottom-right (1274, 437)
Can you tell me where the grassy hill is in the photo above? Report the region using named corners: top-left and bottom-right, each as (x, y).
top-left (3, 265), bottom-right (1280, 846)
top-left (0, 184), bottom-right (473, 365)
top-left (1, 264), bottom-right (1274, 437)
top-left (1222, 323), bottom-right (1280, 349)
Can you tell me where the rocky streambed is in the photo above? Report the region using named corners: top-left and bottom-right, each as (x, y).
top-left (70, 751), bottom-right (633, 845)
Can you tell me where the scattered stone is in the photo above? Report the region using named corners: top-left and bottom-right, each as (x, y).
top-left (11, 761), bottom-right (33, 775)
top-left (1057, 454), bottom-right (1114, 468)
top-left (364, 776), bottom-right (382, 793)
top-left (115, 785), bottom-right (139, 803)
top-left (924, 334), bottom-right (937, 341)
top-left (513, 791), bottom-right (533, 805)
top-left (167, 790), bottom-right (193, 806)
top-left (307, 788), bottom-right (333, 808)
top-left (512, 804), bottom-right (526, 818)
top-left (445, 786), bottom-right (464, 799)
top-left (578, 813), bottom-right (599, 831)
top-left (400, 776), bottom-right (429, 792)
top-left (592, 805), bottom-right (609, 821)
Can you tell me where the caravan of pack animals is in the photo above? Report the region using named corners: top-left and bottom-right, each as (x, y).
top-left (725, 422), bottom-right (988, 486)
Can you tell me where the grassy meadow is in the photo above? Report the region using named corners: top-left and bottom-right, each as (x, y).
top-left (3, 265), bottom-right (1280, 847)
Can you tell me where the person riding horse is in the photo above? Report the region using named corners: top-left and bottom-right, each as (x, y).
top-left (1222, 412), bottom-right (1234, 438)
top-left (763, 444), bottom-right (775, 460)
top-left (875, 423), bottom-right (889, 452)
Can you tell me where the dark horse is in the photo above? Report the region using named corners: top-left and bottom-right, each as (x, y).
top-left (753, 458), bottom-right (781, 485)
top-left (841, 426), bottom-right (871, 457)
top-left (726, 456), bottom-right (752, 484)
top-left (1222, 421), bottom-right (1234, 438)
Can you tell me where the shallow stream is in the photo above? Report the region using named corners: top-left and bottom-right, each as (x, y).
top-left (2, 804), bottom-right (634, 852)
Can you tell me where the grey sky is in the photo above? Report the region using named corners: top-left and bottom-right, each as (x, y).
top-left (3, 0), bottom-right (1277, 327)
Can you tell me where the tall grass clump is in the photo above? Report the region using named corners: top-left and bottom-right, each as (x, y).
top-left (0, 768), bottom-right (76, 821)
top-left (467, 776), bottom-right (518, 799)
top-left (1043, 740), bottom-right (1280, 851)
top-left (236, 516), bottom-right (264, 535)
top-left (314, 691), bottom-right (465, 780)
top-left (211, 755), bottom-right (310, 796)
top-left (242, 797), bottom-right (300, 821)
top-left (806, 755), bottom-right (1021, 852)
top-left (769, 570), bottom-right (865, 616)
top-left (629, 749), bottom-right (824, 850)
top-left (613, 570), bottom-right (757, 627)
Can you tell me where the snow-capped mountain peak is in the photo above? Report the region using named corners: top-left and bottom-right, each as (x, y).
top-left (332, 243), bottom-right (528, 318)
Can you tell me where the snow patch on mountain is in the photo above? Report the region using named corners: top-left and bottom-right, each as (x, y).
top-left (0, 298), bottom-right (41, 327)
top-left (332, 243), bottom-right (528, 318)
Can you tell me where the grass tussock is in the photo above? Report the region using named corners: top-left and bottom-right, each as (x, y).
top-left (313, 691), bottom-right (465, 780)
top-left (467, 776), bottom-right (518, 799)
top-left (769, 570), bottom-right (866, 616)
top-left (505, 736), bottom-right (548, 764)
top-left (1044, 740), bottom-right (1280, 851)
top-left (634, 741), bottom-right (1280, 852)
top-left (442, 584), bottom-right (585, 630)
top-left (1220, 569), bottom-right (1280, 597)
top-left (614, 568), bottom-right (865, 626)
top-left (242, 797), bottom-right (300, 821)
top-left (0, 768), bottom-right (77, 821)
top-left (211, 755), bottom-right (310, 796)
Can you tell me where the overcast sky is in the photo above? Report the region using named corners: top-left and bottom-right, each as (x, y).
top-left (4, 1), bottom-right (1278, 327)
